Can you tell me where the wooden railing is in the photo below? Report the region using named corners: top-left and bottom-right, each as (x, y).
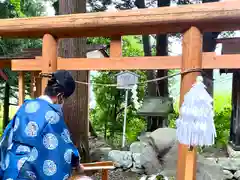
top-left (70, 161), bottom-right (115, 180)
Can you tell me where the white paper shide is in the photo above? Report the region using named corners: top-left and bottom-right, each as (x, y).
top-left (176, 76), bottom-right (216, 147)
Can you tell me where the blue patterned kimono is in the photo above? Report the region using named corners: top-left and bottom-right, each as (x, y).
top-left (0, 96), bottom-right (80, 180)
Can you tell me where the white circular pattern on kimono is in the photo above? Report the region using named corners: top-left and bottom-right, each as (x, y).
top-left (61, 129), bottom-right (72, 143)
top-left (14, 117), bottom-right (20, 132)
top-left (25, 101), bottom-right (40, 114)
top-left (63, 174), bottom-right (69, 180)
top-left (26, 170), bottom-right (37, 180)
top-left (16, 145), bottom-right (31, 153)
top-left (43, 133), bottom-right (58, 150)
top-left (28, 147), bottom-right (38, 162)
top-left (64, 149), bottom-right (73, 164)
top-left (43, 160), bottom-right (57, 176)
top-left (24, 121), bottom-right (39, 137)
top-left (45, 111), bottom-right (60, 124)
top-left (6, 179), bottom-right (13, 180)
top-left (17, 157), bottom-right (28, 170)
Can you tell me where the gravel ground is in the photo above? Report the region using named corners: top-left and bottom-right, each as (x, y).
top-left (90, 169), bottom-right (141, 180)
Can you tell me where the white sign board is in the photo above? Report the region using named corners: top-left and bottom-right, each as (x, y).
top-left (117, 71), bottom-right (139, 89)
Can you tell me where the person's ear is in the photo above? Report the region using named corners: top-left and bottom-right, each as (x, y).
top-left (57, 93), bottom-right (65, 104)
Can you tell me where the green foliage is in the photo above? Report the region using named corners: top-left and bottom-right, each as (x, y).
top-left (90, 36), bottom-right (147, 147)
top-left (0, 0), bottom-right (43, 104)
top-left (213, 93), bottom-right (231, 147)
top-left (10, 0), bottom-right (24, 17)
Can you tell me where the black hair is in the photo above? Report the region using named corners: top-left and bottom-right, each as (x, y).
top-left (44, 77), bottom-right (65, 97)
top-left (43, 70), bottom-right (76, 99)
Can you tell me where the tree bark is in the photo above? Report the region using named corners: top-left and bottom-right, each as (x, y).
top-left (149, 0), bottom-right (170, 130)
top-left (58, 0), bottom-right (89, 162)
top-left (135, 0), bottom-right (156, 131)
top-left (3, 82), bottom-right (9, 129)
top-left (202, 32), bottom-right (219, 95)
top-left (202, 0), bottom-right (220, 96)
top-left (156, 0), bottom-right (170, 97)
top-left (135, 0), bottom-right (155, 96)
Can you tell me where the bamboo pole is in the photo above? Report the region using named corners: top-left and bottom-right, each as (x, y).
top-left (177, 26), bottom-right (202, 180)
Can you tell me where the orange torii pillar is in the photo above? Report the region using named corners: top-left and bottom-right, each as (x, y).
top-left (18, 72), bottom-right (25, 105)
top-left (177, 26), bottom-right (202, 180)
top-left (41, 34), bottom-right (58, 94)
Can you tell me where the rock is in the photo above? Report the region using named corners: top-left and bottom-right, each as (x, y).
top-left (218, 158), bottom-right (240, 171)
top-left (161, 143), bottom-right (178, 177)
top-left (161, 144), bottom-right (224, 180)
top-left (131, 153), bottom-right (144, 174)
top-left (205, 157), bottom-right (217, 164)
top-left (140, 143), bottom-right (163, 175)
top-left (149, 128), bottom-right (177, 154)
top-left (197, 156), bottom-right (225, 180)
top-left (108, 150), bottom-right (133, 169)
top-left (139, 174), bottom-right (169, 180)
top-left (137, 132), bottom-right (151, 140)
top-left (227, 144), bottom-right (240, 158)
top-left (131, 167), bottom-right (144, 174)
top-left (130, 142), bottom-right (147, 154)
top-left (223, 170), bottom-right (233, 179)
top-left (132, 153), bottom-right (142, 169)
top-left (90, 147), bottom-right (112, 162)
top-left (234, 170), bottom-right (240, 179)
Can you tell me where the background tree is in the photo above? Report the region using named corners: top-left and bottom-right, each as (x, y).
top-left (0, 0), bottom-right (43, 128)
top-left (202, 0), bottom-right (220, 95)
top-left (58, 0), bottom-right (89, 162)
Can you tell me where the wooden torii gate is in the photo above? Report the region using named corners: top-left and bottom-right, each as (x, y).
top-left (0, 1), bottom-right (240, 179)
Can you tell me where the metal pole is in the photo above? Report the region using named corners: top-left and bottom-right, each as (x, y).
top-left (122, 89), bottom-right (128, 148)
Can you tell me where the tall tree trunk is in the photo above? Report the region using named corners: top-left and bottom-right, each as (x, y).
top-left (135, 0), bottom-right (157, 131)
top-left (202, 32), bottom-right (219, 95)
top-left (151, 0), bottom-right (170, 129)
top-left (156, 0), bottom-right (170, 97)
top-left (58, 0), bottom-right (89, 162)
top-left (134, 0), bottom-right (155, 96)
top-left (202, 0), bottom-right (220, 96)
top-left (3, 82), bottom-right (10, 129)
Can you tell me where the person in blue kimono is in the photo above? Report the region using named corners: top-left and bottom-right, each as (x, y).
top-left (0, 70), bottom-right (82, 180)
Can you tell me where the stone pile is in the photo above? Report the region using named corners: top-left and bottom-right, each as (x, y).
top-left (206, 157), bottom-right (240, 179)
top-left (90, 128), bottom-right (228, 180)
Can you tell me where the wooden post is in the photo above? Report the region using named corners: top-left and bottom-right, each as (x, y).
top-left (177, 26), bottom-right (202, 180)
top-left (18, 71), bottom-right (25, 105)
top-left (110, 36), bottom-right (122, 57)
top-left (41, 34), bottom-right (58, 94)
top-left (102, 170), bottom-right (108, 180)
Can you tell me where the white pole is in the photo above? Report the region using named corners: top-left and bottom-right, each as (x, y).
top-left (122, 89), bottom-right (128, 148)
